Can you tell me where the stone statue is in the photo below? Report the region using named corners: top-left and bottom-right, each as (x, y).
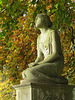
top-left (22, 13), bottom-right (68, 84)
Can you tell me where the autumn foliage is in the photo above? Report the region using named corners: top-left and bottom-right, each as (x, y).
top-left (0, 0), bottom-right (75, 99)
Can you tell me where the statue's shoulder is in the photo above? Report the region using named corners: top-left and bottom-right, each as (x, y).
top-left (48, 29), bottom-right (55, 33)
top-left (47, 29), bottom-right (55, 36)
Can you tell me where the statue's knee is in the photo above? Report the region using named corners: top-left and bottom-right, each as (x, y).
top-left (22, 68), bottom-right (35, 79)
top-left (22, 70), bottom-right (26, 78)
top-left (26, 68), bottom-right (34, 74)
top-left (22, 70), bottom-right (24, 75)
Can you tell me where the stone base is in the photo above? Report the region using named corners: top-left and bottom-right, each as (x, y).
top-left (13, 81), bottom-right (75, 100)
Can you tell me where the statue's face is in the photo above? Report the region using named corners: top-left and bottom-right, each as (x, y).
top-left (35, 14), bottom-right (52, 29)
top-left (35, 17), bottom-right (43, 28)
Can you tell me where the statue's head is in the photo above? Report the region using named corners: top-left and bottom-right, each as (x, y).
top-left (35, 13), bottom-right (52, 28)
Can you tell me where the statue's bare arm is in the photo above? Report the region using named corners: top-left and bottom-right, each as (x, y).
top-left (28, 36), bottom-right (43, 67)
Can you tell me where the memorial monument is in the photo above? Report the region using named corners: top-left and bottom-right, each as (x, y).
top-left (13, 13), bottom-right (75, 100)
top-left (22, 13), bottom-right (68, 84)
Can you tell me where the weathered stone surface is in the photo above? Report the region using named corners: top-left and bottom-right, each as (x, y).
top-left (13, 82), bottom-right (75, 100)
top-left (22, 13), bottom-right (67, 84)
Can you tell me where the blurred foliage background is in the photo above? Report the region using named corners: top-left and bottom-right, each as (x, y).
top-left (0, 0), bottom-right (75, 99)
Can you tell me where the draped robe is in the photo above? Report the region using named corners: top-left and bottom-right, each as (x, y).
top-left (22, 29), bottom-right (68, 84)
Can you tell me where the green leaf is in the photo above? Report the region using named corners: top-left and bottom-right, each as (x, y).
top-left (32, 0), bottom-right (36, 4)
top-left (11, 32), bottom-right (14, 35)
top-left (70, 23), bottom-right (73, 26)
top-left (29, 23), bottom-right (32, 27)
top-left (0, 0), bottom-right (2, 6)
top-left (2, 24), bottom-right (7, 28)
top-left (71, 3), bottom-right (75, 7)
top-left (33, 6), bottom-right (41, 18)
top-left (6, 35), bottom-right (9, 42)
top-left (55, 3), bottom-right (59, 8)
top-left (68, 0), bottom-right (71, 3)
top-left (2, 0), bottom-right (8, 4)
top-left (0, 6), bottom-right (1, 11)
top-left (19, 0), bottom-right (21, 2)
top-left (2, 32), bottom-right (6, 36)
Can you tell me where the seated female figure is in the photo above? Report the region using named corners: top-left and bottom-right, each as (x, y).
top-left (22, 13), bottom-right (68, 84)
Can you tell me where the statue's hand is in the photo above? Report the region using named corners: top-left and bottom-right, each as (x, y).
top-left (28, 62), bottom-right (39, 68)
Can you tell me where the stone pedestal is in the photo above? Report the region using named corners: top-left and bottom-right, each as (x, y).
top-left (13, 81), bottom-right (75, 100)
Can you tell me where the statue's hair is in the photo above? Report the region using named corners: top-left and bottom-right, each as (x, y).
top-left (35, 13), bottom-right (53, 28)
